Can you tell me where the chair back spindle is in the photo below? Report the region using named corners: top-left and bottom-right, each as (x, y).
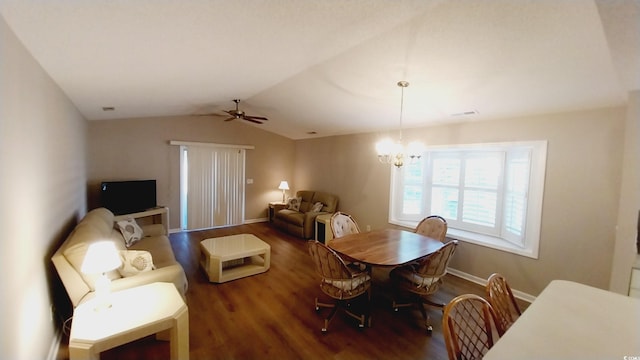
top-left (443, 294), bottom-right (502, 360)
top-left (486, 273), bottom-right (521, 332)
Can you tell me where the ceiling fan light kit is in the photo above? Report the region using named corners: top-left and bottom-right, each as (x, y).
top-left (376, 81), bottom-right (424, 168)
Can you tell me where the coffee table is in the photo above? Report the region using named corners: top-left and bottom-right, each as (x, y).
top-left (200, 234), bottom-right (270, 283)
top-left (69, 282), bottom-right (188, 360)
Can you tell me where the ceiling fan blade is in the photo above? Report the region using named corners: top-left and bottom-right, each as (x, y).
top-left (223, 117), bottom-right (236, 122)
top-left (195, 112), bottom-right (226, 118)
top-left (243, 118), bottom-right (264, 124)
top-left (243, 115), bottom-right (268, 121)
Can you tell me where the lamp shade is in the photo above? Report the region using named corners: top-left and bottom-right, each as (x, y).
top-left (81, 241), bottom-right (121, 274)
top-left (278, 181), bottom-right (289, 190)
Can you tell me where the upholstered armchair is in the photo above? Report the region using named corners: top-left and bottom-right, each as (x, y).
top-left (273, 190), bottom-right (338, 239)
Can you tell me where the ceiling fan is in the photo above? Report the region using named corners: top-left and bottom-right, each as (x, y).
top-left (220, 99), bottom-right (268, 124)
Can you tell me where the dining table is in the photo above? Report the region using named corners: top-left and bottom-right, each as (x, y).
top-left (484, 279), bottom-right (640, 359)
top-left (327, 228), bottom-right (444, 266)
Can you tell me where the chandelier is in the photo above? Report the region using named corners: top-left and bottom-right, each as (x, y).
top-left (376, 81), bottom-right (424, 168)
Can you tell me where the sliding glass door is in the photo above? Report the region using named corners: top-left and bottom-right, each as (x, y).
top-left (179, 144), bottom-right (246, 230)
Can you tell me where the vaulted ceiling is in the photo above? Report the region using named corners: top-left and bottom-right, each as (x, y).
top-left (1, 0), bottom-right (638, 139)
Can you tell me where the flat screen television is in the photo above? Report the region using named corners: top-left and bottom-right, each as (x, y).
top-left (100, 180), bottom-right (157, 215)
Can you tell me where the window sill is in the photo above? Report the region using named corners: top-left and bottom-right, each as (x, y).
top-left (389, 219), bottom-right (538, 259)
top-left (446, 228), bottom-right (538, 259)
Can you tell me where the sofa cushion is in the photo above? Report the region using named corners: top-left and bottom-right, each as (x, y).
top-left (311, 192), bottom-right (339, 213)
top-left (62, 228), bottom-right (124, 291)
top-left (128, 235), bottom-right (177, 268)
top-left (118, 250), bottom-right (155, 277)
top-left (297, 191), bottom-right (315, 213)
top-left (80, 207), bottom-right (115, 234)
top-left (286, 196), bottom-right (302, 211)
top-left (116, 218), bottom-right (144, 247)
top-left (275, 209), bottom-right (305, 227)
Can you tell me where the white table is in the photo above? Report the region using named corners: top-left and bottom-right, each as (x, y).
top-left (484, 280), bottom-right (640, 359)
top-left (69, 282), bottom-right (189, 360)
top-left (200, 234), bottom-right (270, 283)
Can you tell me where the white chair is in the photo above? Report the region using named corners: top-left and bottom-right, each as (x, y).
top-left (329, 211), bottom-right (361, 239)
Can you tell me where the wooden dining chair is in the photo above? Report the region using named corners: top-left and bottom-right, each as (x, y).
top-left (442, 294), bottom-right (503, 360)
top-left (329, 211), bottom-right (361, 239)
top-left (307, 240), bottom-right (371, 332)
top-left (415, 215), bottom-right (448, 242)
top-left (391, 240), bottom-right (458, 333)
top-left (486, 273), bottom-right (522, 332)
top-left (328, 212), bottom-right (366, 269)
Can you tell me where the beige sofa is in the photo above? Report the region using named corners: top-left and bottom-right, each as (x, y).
top-left (273, 190), bottom-right (339, 239)
top-left (52, 207), bottom-right (187, 307)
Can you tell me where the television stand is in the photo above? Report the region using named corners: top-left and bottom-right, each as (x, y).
top-left (114, 206), bottom-right (169, 234)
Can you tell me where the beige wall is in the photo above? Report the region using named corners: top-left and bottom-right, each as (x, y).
top-left (609, 90), bottom-right (640, 294)
top-left (294, 107), bottom-right (625, 296)
top-left (0, 16), bottom-right (87, 360)
top-left (85, 92), bottom-right (626, 298)
top-left (87, 116), bottom-right (295, 229)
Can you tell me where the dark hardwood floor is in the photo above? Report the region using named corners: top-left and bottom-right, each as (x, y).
top-left (57, 222), bottom-right (528, 360)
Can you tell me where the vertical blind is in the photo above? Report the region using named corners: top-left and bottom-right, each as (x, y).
top-left (175, 142), bottom-right (248, 230)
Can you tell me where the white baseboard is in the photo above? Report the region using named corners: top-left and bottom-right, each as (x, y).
top-left (244, 217), bottom-right (268, 224)
top-left (168, 218), bottom-right (268, 233)
top-left (448, 267), bottom-right (536, 304)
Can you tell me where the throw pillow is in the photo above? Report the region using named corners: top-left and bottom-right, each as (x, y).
top-left (311, 202), bottom-right (323, 212)
top-left (118, 250), bottom-right (155, 277)
top-left (116, 218), bottom-right (144, 247)
top-left (287, 196), bottom-right (302, 211)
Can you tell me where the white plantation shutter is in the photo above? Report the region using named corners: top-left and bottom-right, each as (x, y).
top-left (430, 157), bottom-right (460, 220)
top-left (502, 150), bottom-right (531, 245)
top-left (389, 141), bottom-right (546, 258)
top-left (461, 153), bottom-right (503, 230)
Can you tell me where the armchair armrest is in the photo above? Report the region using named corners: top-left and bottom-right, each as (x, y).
top-left (303, 211), bottom-right (329, 238)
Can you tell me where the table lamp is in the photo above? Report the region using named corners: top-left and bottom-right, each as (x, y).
top-left (278, 181), bottom-right (289, 202)
top-left (81, 241), bottom-right (122, 311)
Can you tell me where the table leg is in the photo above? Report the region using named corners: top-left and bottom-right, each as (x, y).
top-left (170, 306), bottom-right (189, 360)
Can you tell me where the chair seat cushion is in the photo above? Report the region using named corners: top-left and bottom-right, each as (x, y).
top-left (391, 266), bottom-right (440, 289)
top-left (324, 273), bottom-right (370, 291)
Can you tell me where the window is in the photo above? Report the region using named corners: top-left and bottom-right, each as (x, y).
top-left (389, 141), bottom-right (547, 258)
